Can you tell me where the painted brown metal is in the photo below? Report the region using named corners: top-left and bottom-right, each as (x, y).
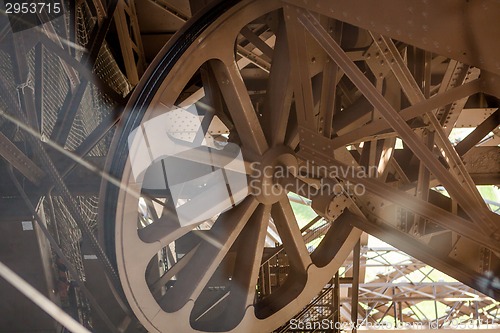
top-left (284, 0), bottom-right (500, 76)
top-left (1, 0), bottom-right (499, 331)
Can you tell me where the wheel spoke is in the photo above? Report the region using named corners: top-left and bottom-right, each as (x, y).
top-left (142, 196), bottom-right (161, 223)
top-left (210, 59), bottom-right (268, 156)
top-left (159, 197), bottom-right (258, 312)
top-left (271, 196), bottom-right (312, 274)
top-left (226, 204), bottom-right (271, 315)
top-left (262, 17), bottom-right (293, 146)
top-left (240, 26), bottom-right (274, 59)
top-left (283, 6), bottom-right (316, 131)
top-left (138, 175), bottom-right (246, 259)
top-left (311, 210), bottom-right (356, 267)
top-left (138, 218), bottom-right (193, 245)
top-left (139, 184), bottom-right (231, 246)
top-left (198, 64), bottom-right (235, 133)
top-left (191, 204), bottom-right (271, 327)
top-left (151, 245), bottom-right (199, 294)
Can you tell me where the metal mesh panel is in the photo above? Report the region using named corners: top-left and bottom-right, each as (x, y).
top-left (0, 0), bottom-right (131, 328)
top-left (42, 47), bottom-right (70, 138)
top-left (77, 195), bottom-right (100, 231)
top-left (40, 194), bottom-right (96, 327)
top-left (65, 82), bottom-right (117, 155)
top-left (65, 85), bottom-right (93, 151)
top-left (0, 49), bottom-right (16, 128)
top-left (75, 0), bottom-right (132, 97)
top-left (62, 1), bottom-right (130, 152)
top-left (76, 2), bottom-right (96, 58)
top-left (45, 196), bottom-right (86, 280)
top-left (89, 88), bottom-right (117, 156)
top-left (94, 43), bottom-right (133, 96)
top-left (49, 0), bottom-right (127, 279)
top-left (29, 0), bottom-right (128, 326)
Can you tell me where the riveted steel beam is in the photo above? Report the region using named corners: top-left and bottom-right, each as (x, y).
top-left (114, 0), bottom-right (146, 85)
top-left (349, 217), bottom-right (500, 300)
top-left (297, 132), bottom-right (500, 253)
top-left (297, 10), bottom-right (500, 238)
top-left (329, 79), bottom-right (481, 149)
top-left (370, 33), bottom-right (492, 231)
top-left (0, 132), bottom-right (45, 185)
top-left (284, 0), bottom-right (500, 76)
top-left (456, 109), bottom-right (500, 156)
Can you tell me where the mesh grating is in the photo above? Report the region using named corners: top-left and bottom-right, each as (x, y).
top-left (42, 46), bottom-right (70, 138)
top-left (94, 43), bottom-right (133, 96)
top-left (0, 0), bottom-right (134, 327)
top-left (64, 82), bottom-right (117, 154)
top-left (0, 49), bottom-right (16, 128)
top-left (77, 195), bottom-right (100, 232)
top-left (76, 1), bottom-right (96, 58)
top-left (44, 196), bottom-right (86, 280)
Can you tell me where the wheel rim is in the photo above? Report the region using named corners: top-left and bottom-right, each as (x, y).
top-left (102, 0), bottom-right (499, 331)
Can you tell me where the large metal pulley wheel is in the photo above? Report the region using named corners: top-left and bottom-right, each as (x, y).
top-left (102, 1), bottom-right (362, 331)
top-left (101, 0), bottom-right (499, 331)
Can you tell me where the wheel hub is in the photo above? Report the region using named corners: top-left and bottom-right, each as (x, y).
top-left (250, 146), bottom-right (298, 204)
